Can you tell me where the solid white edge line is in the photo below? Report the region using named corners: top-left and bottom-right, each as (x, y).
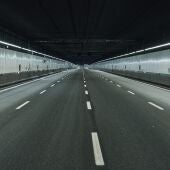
top-left (57, 81), bottom-right (60, 83)
top-left (86, 101), bottom-right (92, 110)
top-left (117, 84), bottom-right (121, 87)
top-left (40, 90), bottom-right (46, 94)
top-left (127, 91), bottom-right (135, 95)
top-left (0, 79), bottom-right (38, 93)
top-left (137, 80), bottom-right (170, 92)
top-left (95, 70), bottom-right (170, 92)
top-left (0, 72), bottom-right (67, 94)
top-left (148, 102), bottom-right (164, 110)
top-left (16, 101), bottom-right (30, 110)
top-left (91, 132), bottom-right (105, 166)
top-left (85, 90), bottom-right (88, 95)
top-left (115, 72), bottom-right (170, 92)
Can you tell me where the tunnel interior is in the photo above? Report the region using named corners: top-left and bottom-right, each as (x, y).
top-left (0, 0), bottom-right (170, 64)
top-left (1, 1), bottom-right (170, 170)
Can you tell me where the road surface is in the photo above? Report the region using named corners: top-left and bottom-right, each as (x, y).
top-left (0, 69), bottom-right (170, 170)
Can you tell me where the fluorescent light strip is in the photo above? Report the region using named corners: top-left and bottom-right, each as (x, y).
top-left (94, 42), bottom-right (170, 64)
top-left (0, 40), bottom-right (21, 49)
top-left (0, 40), bottom-right (70, 62)
top-left (145, 43), bottom-right (170, 51)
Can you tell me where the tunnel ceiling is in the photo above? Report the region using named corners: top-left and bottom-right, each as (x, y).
top-left (0, 0), bottom-right (169, 64)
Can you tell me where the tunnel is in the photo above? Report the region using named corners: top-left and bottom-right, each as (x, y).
top-left (0, 1), bottom-right (170, 169)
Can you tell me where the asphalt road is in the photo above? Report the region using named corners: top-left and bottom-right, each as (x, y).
top-left (0, 69), bottom-right (170, 170)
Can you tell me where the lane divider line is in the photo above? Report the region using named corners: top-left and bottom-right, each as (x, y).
top-left (91, 132), bottom-right (105, 166)
top-left (50, 84), bottom-right (55, 87)
top-left (40, 90), bottom-right (46, 95)
top-left (84, 81), bottom-right (86, 83)
top-left (109, 81), bottom-right (113, 83)
top-left (86, 101), bottom-right (92, 110)
top-left (97, 71), bottom-right (170, 92)
top-left (119, 74), bottom-right (170, 92)
top-left (0, 79), bottom-right (38, 93)
top-left (83, 69), bottom-right (85, 80)
top-left (84, 85), bottom-right (87, 87)
top-left (57, 81), bottom-right (60, 83)
top-left (16, 101), bottom-right (30, 110)
top-left (148, 102), bottom-right (164, 110)
top-left (85, 90), bottom-right (88, 95)
top-left (117, 84), bottom-right (121, 87)
top-left (0, 73), bottom-right (65, 93)
top-left (127, 91), bottom-right (135, 95)
top-left (0, 71), bottom-right (68, 94)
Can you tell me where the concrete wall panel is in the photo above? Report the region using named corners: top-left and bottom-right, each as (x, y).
top-left (91, 49), bottom-right (170, 86)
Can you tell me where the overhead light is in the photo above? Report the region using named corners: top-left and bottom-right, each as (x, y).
top-left (135, 49), bottom-right (145, 53)
top-left (94, 42), bottom-right (170, 65)
top-left (0, 40), bottom-right (22, 49)
top-left (144, 43), bottom-right (170, 51)
top-left (21, 47), bottom-right (32, 52)
top-left (0, 40), bottom-right (69, 62)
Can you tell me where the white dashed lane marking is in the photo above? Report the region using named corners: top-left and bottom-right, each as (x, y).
top-left (86, 101), bottom-right (92, 110)
top-left (127, 91), bottom-right (135, 95)
top-left (91, 132), bottom-right (105, 166)
top-left (16, 101), bottom-right (30, 110)
top-left (85, 90), bottom-right (88, 95)
top-left (40, 90), bottom-right (46, 95)
top-left (148, 102), bottom-right (164, 111)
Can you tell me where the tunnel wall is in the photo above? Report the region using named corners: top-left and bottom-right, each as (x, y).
top-left (91, 49), bottom-right (170, 86)
top-left (0, 47), bottom-right (73, 86)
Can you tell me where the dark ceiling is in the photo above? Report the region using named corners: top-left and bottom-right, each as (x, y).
top-left (0, 0), bottom-right (170, 64)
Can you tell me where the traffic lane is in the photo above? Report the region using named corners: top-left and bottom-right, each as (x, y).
top-left (0, 70), bottom-right (97, 170)
top-left (86, 71), bottom-right (170, 170)
top-left (0, 69), bottom-right (71, 92)
top-left (0, 69), bottom-right (76, 94)
top-left (0, 71), bottom-right (73, 130)
top-left (92, 69), bottom-right (170, 108)
top-left (90, 69), bottom-right (170, 108)
top-left (0, 69), bottom-right (75, 112)
top-left (88, 69), bottom-right (170, 135)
